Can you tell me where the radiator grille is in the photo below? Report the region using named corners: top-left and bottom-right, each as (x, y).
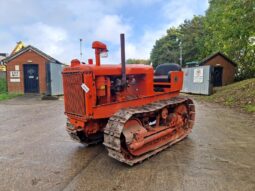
top-left (63, 72), bottom-right (86, 116)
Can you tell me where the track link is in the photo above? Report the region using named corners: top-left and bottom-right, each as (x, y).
top-left (103, 96), bottom-right (195, 166)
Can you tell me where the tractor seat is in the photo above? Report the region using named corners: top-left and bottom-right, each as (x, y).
top-left (153, 63), bottom-right (181, 83)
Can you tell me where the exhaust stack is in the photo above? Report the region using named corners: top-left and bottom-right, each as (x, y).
top-left (120, 33), bottom-right (126, 86)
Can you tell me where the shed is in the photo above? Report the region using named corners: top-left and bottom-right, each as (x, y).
top-left (3, 45), bottom-right (66, 95)
top-left (200, 52), bottom-right (237, 86)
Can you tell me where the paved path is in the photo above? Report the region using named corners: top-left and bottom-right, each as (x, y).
top-left (0, 96), bottom-right (254, 191)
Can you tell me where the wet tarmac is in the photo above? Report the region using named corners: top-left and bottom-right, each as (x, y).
top-left (0, 96), bottom-right (254, 191)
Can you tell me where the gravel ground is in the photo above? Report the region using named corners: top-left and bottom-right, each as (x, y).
top-left (0, 95), bottom-right (254, 191)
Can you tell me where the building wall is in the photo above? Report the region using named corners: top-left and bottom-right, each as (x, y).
top-left (6, 50), bottom-right (48, 94)
top-left (203, 55), bottom-right (236, 86)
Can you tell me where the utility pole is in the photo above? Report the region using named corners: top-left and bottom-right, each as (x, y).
top-left (176, 38), bottom-right (183, 66)
top-left (80, 38), bottom-right (83, 61)
top-left (179, 41), bottom-right (183, 67)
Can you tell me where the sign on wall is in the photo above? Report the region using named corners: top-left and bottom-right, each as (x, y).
top-left (15, 65), bottom-right (19, 71)
top-left (10, 71), bottom-right (20, 78)
top-left (193, 68), bottom-right (204, 83)
top-left (10, 70), bottom-right (20, 83)
top-left (10, 78), bottom-right (20, 82)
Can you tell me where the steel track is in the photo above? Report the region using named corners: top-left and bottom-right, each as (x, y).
top-left (103, 96), bottom-right (195, 166)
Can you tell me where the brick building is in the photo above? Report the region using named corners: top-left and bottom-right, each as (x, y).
top-left (200, 52), bottom-right (237, 86)
top-left (3, 45), bottom-right (65, 94)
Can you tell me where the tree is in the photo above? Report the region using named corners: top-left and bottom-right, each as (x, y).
top-left (150, 17), bottom-right (206, 68)
top-left (150, 0), bottom-right (255, 79)
top-left (126, 59), bottom-right (150, 65)
top-left (150, 28), bottom-right (181, 68)
top-left (179, 16), bottom-right (206, 62)
top-left (203, 0), bottom-right (255, 80)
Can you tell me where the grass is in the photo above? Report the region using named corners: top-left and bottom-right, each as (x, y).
top-left (0, 78), bottom-right (21, 101)
top-left (0, 92), bottom-right (21, 101)
top-left (194, 78), bottom-right (255, 113)
top-left (244, 105), bottom-right (255, 113)
top-left (0, 77), bottom-right (7, 93)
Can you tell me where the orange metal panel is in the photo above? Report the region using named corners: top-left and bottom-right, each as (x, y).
top-left (92, 91), bottom-right (179, 119)
top-left (63, 62), bottom-right (184, 125)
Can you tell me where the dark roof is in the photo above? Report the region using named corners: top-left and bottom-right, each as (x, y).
top-left (2, 45), bottom-right (64, 65)
top-left (199, 52), bottom-right (237, 67)
top-left (184, 61), bottom-right (199, 68)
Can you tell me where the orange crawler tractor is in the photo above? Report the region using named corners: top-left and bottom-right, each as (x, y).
top-left (62, 34), bottom-right (195, 165)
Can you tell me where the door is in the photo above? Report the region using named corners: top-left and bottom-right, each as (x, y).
top-left (213, 67), bottom-right (223, 86)
top-left (23, 64), bottom-right (39, 93)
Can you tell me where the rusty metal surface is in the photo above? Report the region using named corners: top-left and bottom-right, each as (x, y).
top-left (62, 72), bottom-right (85, 116)
top-left (103, 96), bottom-right (195, 166)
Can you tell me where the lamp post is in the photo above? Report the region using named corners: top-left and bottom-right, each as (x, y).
top-left (179, 41), bottom-right (182, 67)
top-left (80, 38), bottom-right (83, 61)
top-left (176, 38), bottom-right (183, 67)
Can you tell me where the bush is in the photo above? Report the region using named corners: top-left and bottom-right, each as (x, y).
top-left (0, 78), bottom-right (7, 93)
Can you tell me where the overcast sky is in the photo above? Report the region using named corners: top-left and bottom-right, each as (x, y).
top-left (0, 0), bottom-right (209, 64)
